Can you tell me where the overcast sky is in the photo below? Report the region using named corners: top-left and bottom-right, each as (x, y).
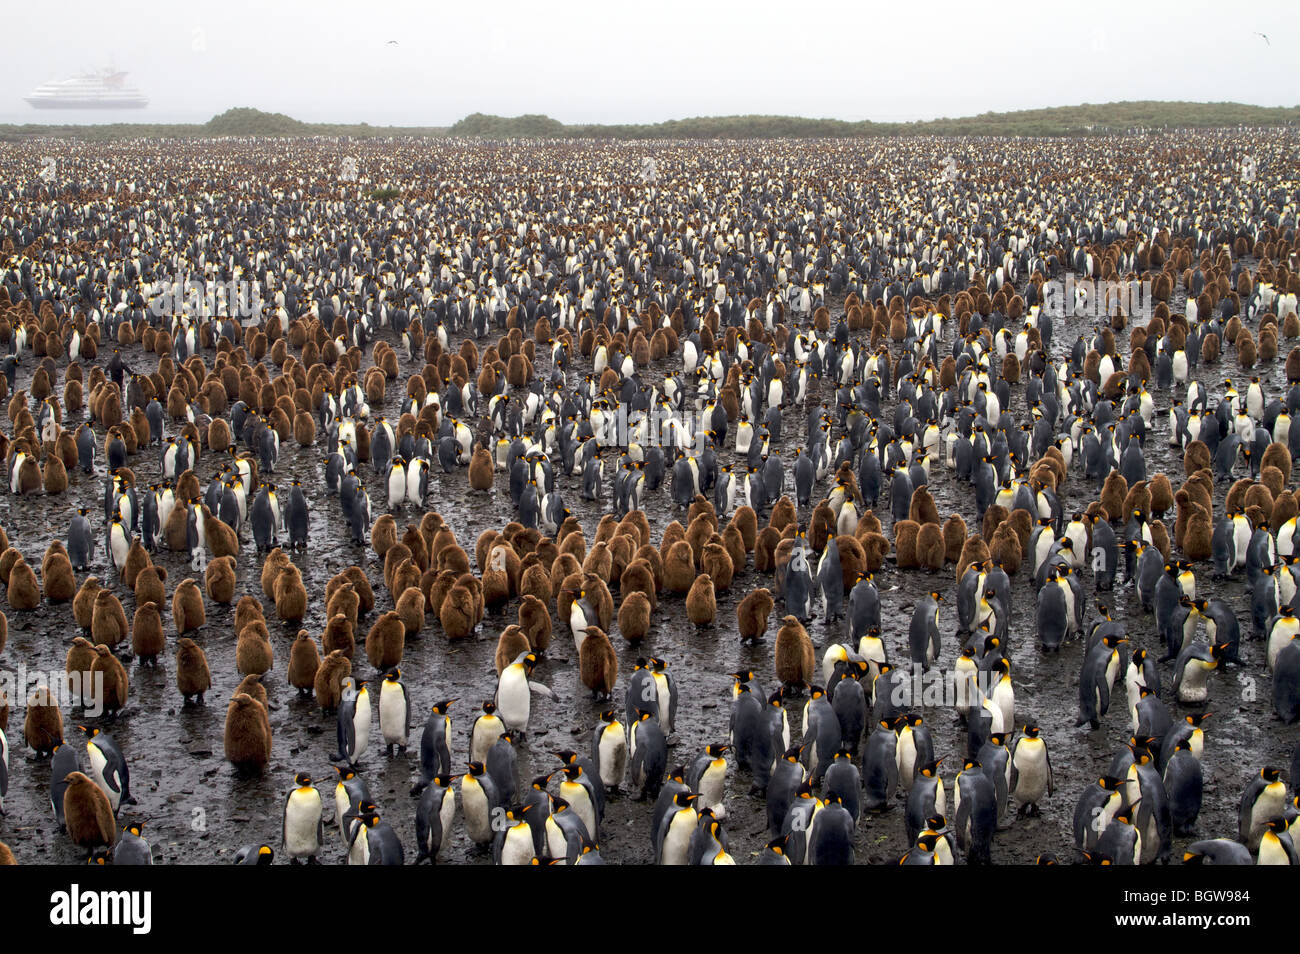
top-left (2, 0), bottom-right (1293, 126)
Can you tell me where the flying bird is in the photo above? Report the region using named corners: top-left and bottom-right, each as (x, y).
top-left (1255, 31), bottom-right (1270, 45)
top-left (387, 40), bottom-right (399, 45)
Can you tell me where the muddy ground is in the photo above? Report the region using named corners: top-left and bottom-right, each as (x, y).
top-left (0, 280), bottom-right (1297, 865)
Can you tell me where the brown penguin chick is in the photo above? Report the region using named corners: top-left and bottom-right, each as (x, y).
top-left (163, 500), bottom-right (190, 551)
top-left (288, 630), bottom-right (322, 697)
top-left (1288, 346), bottom-right (1300, 382)
top-left (13, 455), bottom-right (41, 495)
top-left (0, 549), bottom-right (25, 589)
top-left (73, 576), bottom-right (101, 631)
top-left (582, 539), bottom-right (615, 582)
top-left (729, 505), bottom-right (759, 553)
top-left (41, 547), bottom-right (76, 602)
top-left (133, 563), bottom-right (168, 608)
top-left (274, 564), bottom-right (308, 623)
top-left (42, 453), bottom-right (68, 494)
top-left (365, 611), bottom-right (406, 670)
top-left (768, 496), bottom-right (797, 534)
top-left (204, 555), bottom-right (236, 604)
top-left (988, 525), bottom-right (1023, 574)
top-left (700, 542), bottom-right (735, 591)
top-left (517, 560), bottom-right (551, 609)
top-left (207, 416), bottom-right (233, 452)
top-left (292, 410), bottom-right (315, 447)
top-left (686, 574), bottom-right (717, 627)
top-left (439, 581), bottom-right (477, 640)
top-left (90, 589), bottom-right (128, 648)
top-left (894, 519), bottom-right (920, 569)
top-left (260, 547), bottom-right (291, 599)
top-left (62, 637), bottom-right (94, 711)
top-left (494, 624), bottom-right (531, 675)
top-left (171, 578), bottom-right (206, 634)
top-left (1200, 331), bottom-right (1221, 363)
top-left (1272, 491), bottom-right (1299, 534)
top-left (916, 523), bottom-right (946, 572)
top-left (1261, 465), bottom-right (1286, 501)
top-left (326, 582), bottom-right (360, 630)
top-left (737, 588), bottom-right (775, 641)
top-left (314, 650), bottom-right (353, 714)
top-left (774, 616), bottom-right (815, 689)
top-left (908, 486), bottom-right (940, 527)
top-left (686, 490), bottom-right (719, 531)
top-left (859, 532), bottom-right (891, 572)
top-left (617, 592), bottom-right (652, 644)
top-left (0, 842), bottom-right (14, 864)
top-left (90, 645), bottom-right (128, 717)
top-left (1149, 473), bottom-right (1174, 516)
top-left (1245, 484), bottom-right (1275, 523)
top-left (1001, 351), bottom-right (1021, 384)
top-left (322, 613), bottom-right (356, 658)
top-left (578, 626), bottom-right (618, 699)
top-left (120, 539), bottom-right (152, 590)
top-left (808, 503), bottom-right (836, 553)
top-left (175, 637), bottom-right (212, 705)
top-left (1262, 442), bottom-right (1293, 486)
top-left (1123, 481), bottom-right (1152, 523)
top-left (205, 513), bottom-right (239, 559)
top-left (468, 447), bottom-right (495, 491)
top-left (1006, 509), bottom-right (1033, 554)
top-left (942, 513), bottom-right (968, 564)
top-left (396, 586), bottom-right (426, 637)
top-left (754, 526), bottom-right (782, 573)
top-left (224, 692), bottom-right (272, 771)
top-left (1260, 328), bottom-right (1279, 362)
top-left (1224, 478), bottom-right (1253, 515)
top-left (63, 771), bottom-right (117, 854)
top-left (371, 514), bottom-right (399, 558)
top-left (1149, 520), bottom-right (1172, 560)
top-left (980, 505), bottom-right (1008, 543)
top-left (481, 546), bottom-right (512, 610)
top-left (130, 602), bottom-right (165, 666)
top-left (581, 574), bottom-right (615, 631)
top-left (517, 594), bottom-right (552, 652)
top-left (6, 558), bottom-right (40, 611)
top-left (24, 686), bottom-right (63, 755)
top-left (722, 524), bottom-right (747, 574)
top-left (1182, 503), bottom-right (1213, 562)
top-left (1100, 471), bottom-right (1128, 524)
top-left (0, 609), bottom-right (5, 654)
top-left (663, 540), bottom-right (696, 594)
top-left (236, 623), bottom-right (274, 677)
top-left (956, 535), bottom-right (992, 583)
top-left (235, 594), bottom-right (266, 632)
top-left (633, 545), bottom-right (665, 593)
top-left (1237, 329), bottom-right (1257, 368)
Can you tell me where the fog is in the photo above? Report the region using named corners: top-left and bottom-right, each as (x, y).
top-left (1, 0), bottom-right (1293, 126)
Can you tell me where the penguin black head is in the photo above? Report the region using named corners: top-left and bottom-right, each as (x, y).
top-left (294, 772), bottom-right (313, 787)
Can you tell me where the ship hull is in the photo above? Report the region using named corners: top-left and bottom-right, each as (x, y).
top-left (25, 97), bottom-right (148, 109)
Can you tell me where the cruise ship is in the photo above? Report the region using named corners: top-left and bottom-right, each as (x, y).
top-left (24, 67), bottom-right (148, 110)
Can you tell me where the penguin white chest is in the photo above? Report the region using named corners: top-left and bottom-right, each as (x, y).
top-left (284, 789), bottom-right (322, 857)
top-left (379, 684), bottom-right (407, 745)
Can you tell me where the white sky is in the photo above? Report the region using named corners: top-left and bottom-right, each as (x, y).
top-left (1, 0), bottom-right (1293, 126)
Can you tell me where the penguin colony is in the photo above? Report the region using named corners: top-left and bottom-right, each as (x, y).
top-left (0, 130), bottom-right (1296, 865)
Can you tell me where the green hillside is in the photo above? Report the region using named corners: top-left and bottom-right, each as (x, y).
top-left (1, 101), bottom-right (1296, 142)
